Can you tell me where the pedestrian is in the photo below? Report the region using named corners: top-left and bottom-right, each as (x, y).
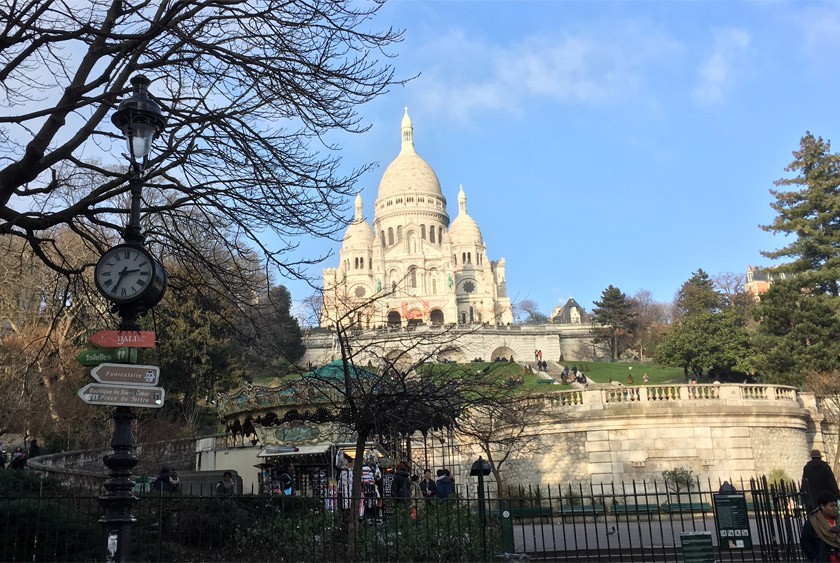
top-left (151, 467), bottom-right (176, 492)
top-left (280, 463), bottom-right (295, 496)
top-left (28, 439), bottom-right (40, 459)
top-left (803, 449), bottom-right (840, 513)
top-left (436, 468), bottom-right (455, 501)
top-left (216, 471), bottom-right (235, 495)
top-left (419, 469), bottom-right (437, 503)
top-left (8, 447), bottom-right (26, 470)
top-left (392, 462), bottom-right (411, 504)
top-left (643, 373), bottom-right (650, 384)
top-left (800, 491), bottom-right (840, 561)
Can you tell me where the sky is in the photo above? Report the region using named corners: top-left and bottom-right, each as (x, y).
top-left (284, 0), bottom-right (840, 320)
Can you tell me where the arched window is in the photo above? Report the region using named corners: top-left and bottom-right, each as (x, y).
top-left (467, 252), bottom-right (471, 264)
top-left (359, 257), bottom-right (364, 269)
top-left (397, 225), bottom-right (403, 241)
top-left (388, 227), bottom-right (394, 245)
top-left (380, 231), bottom-right (386, 247)
top-left (409, 267), bottom-right (417, 288)
top-left (462, 252), bottom-right (466, 264)
top-left (430, 227), bottom-right (436, 243)
top-left (453, 254), bottom-right (457, 265)
top-left (438, 227), bottom-right (443, 243)
top-left (420, 225), bottom-right (426, 239)
top-left (354, 257), bottom-right (358, 269)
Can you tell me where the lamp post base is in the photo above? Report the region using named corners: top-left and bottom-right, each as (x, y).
top-left (99, 406), bottom-right (138, 562)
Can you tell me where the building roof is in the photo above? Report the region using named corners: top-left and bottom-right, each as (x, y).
top-left (449, 185), bottom-right (483, 244)
top-left (342, 193), bottom-right (375, 246)
top-left (376, 108), bottom-right (445, 203)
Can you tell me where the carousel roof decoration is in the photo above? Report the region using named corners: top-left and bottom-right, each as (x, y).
top-left (217, 360), bottom-right (380, 428)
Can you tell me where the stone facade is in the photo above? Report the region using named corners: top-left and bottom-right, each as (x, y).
top-left (321, 109), bottom-right (513, 330)
top-left (301, 323), bottom-right (594, 366)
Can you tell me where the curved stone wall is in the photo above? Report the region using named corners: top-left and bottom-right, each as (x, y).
top-left (463, 384), bottom-right (820, 488)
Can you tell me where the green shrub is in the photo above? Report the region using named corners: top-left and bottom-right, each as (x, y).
top-left (767, 468), bottom-right (793, 488)
top-left (662, 466), bottom-right (695, 494)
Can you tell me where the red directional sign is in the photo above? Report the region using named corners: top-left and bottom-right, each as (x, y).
top-left (90, 363), bottom-right (159, 386)
top-left (89, 331), bottom-right (155, 348)
top-left (77, 383), bottom-right (165, 408)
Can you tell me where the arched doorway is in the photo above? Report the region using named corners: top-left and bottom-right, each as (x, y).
top-left (387, 310), bottom-right (401, 328)
top-left (385, 349), bottom-right (413, 373)
top-left (407, 308), bottom-right (423, 328)
top-left (491, 346), bottom-right (515, 361)
top-left (429, 309), bottom-right (444, 326)
top-left (437, 347), bottom-right (464, 363)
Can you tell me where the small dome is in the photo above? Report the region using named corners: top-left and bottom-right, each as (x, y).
top-left (343, 193), bottom-right (375, 246)
top-left (449, 185), bottom-right (483, 244)
top-left (376, 108), bottom-right (445, 202)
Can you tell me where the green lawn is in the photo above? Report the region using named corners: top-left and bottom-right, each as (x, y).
top-left (567, 361), bottom-right (684, 385)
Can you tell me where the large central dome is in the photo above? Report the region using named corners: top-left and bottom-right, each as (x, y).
top-left (375, 108), bottom-right (445, 202)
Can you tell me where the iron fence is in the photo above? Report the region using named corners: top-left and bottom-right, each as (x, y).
top-left (0, 476), bottom-right (809, 562)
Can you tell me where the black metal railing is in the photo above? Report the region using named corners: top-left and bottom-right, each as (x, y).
top-left (0, 476), bottom-right (808, 562)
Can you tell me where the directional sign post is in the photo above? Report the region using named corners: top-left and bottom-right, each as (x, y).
top-left (77, 383), bottom-right (165, 409)
top-left (76, 348), bottom-right (138, 367)
top-left (91, 364), bottom-right (159, 386)
top-left (89, 330), bottom-right (155, 348)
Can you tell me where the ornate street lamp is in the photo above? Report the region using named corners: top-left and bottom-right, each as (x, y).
top-left (110, 75), bottom-right (168, 245)
top-left (94, 75), bottom-right (167, 563)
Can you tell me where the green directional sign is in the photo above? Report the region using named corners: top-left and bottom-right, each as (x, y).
top-left (76, 348), bottom-right (138, 367)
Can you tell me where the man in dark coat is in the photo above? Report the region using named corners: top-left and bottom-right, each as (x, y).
top-left (803, 449), bottom-right (840, 513)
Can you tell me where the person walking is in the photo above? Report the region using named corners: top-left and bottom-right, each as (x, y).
top-left (801, 491), bottom-right (840, 561)
top-left (803, 450), bottom-right (840, 513)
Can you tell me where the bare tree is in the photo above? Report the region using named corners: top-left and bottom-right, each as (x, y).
top-left (514, 298), bottom-right (548, 325)
top-left (628, 289), bottom-right (670, 362)
top-left (454, 395), bottom-right (549, 492)
top-left (0, 233), bottom-right (109, 449)
top-left (1, 0), bottom-right (405, 304)
top-left (803, 370), bottom-right (840, 475)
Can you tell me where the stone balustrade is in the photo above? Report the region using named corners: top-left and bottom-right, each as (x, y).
top-left (545, 383), bottom-right (800, 410)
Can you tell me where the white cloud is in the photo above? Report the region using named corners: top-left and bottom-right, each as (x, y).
top-left (410, 25), bottom-right (682, 122)
top-left (693, 28), bottom-right (751, 105)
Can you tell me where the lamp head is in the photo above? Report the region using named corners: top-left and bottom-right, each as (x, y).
top-left (111, 75), bottom-right (167, 165)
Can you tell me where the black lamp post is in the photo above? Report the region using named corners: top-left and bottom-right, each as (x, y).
top-left (98, 75), bottom-right (167, 563)
top-left (470, 457), bottom-right (492, 561)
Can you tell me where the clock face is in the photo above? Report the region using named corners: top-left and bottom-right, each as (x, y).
top-left (95, 245), bottom-right (164, 305)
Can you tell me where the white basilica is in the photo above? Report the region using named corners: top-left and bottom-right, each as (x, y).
top-left (321, 109), bottom-right (513, 329)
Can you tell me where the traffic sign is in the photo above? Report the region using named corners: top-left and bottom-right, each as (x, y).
top-left (90, 363), bottom-right (159, 386)
top-left (89, 331), bottom-right (155, 348)
top-left (77, 383), bottom-right (165, 408)
top-left (76, 348), bottom-right (138, 367)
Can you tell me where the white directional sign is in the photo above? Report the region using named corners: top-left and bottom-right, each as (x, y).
top-left (77, 383), bottom-right (165, 408)
top-left (90, 363), bottom-right (159, 386)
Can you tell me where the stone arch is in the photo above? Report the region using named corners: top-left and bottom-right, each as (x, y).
top-left (385, 349), bottom-right (413, 372)
top-left (387, 310), bottom-right (401, 327)
top-left (429, 308), bottom-right (444, 326)
top-left (437, 346), bottom-right (464, 363)
top-left (491, 346), bottom-right (515, 361)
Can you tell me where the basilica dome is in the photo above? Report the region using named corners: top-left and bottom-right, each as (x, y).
top-left (376, 108), bottom-right (445, 202)
top-left (343, 193), bottom-right (375, 246)
top-left (448, 185), bottom-right (483, 244)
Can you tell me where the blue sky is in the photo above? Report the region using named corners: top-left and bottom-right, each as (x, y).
top-left (286, 0), bottom-right (840, 320)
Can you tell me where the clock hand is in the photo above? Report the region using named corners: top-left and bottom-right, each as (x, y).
top-left (112, 266), bottom-right (129, 292)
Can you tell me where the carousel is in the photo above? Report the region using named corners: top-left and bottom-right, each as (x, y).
top-left (216, 360), bottom-right (460, 500)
